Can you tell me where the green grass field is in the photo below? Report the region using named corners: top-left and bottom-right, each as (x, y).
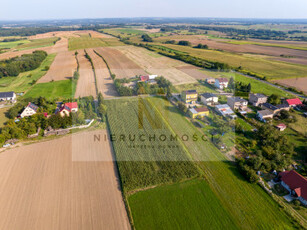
top-left (24, 79), bottom-right (76, 99)
top-left (0, 107), bottom-right (9, 127)
top-left (0, 39), bottom-right (29, 50)
top-left (129, 179), bottom-right (238, 230)
top-left (16, 37), bottom-right (59, 50)
top-left (147, 97), bottom-right (295, 229)
top-left (68, 35), bottom-right (107, 50)
top-left (0, 53), bottom-right (56, 93)
top-left (174, 82), bottom-right (217, 93)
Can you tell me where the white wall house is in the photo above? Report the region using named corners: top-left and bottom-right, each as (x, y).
top-left (214, 78), bottom-right (229, 89)
top-left (201, 93), bottom-right (218, 105)
top-left (20, 102), bottom-right (38, 118)
top-left (0, 91), bottom-right (16, 103)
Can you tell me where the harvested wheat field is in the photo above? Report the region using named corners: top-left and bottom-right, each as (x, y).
top-left (0, 130), bottom-right (130, 230)
top-left (74, 30), bottom-right (113, 38)
top-left (38, 51), bottom-right (77, 83)
top-left (95, 47), bottom-right (147, 79)
top-left (86, 49), bottom-right (118, 98)
top-left (115, 46), bottom-right (197, 85)
top-left (74, 50), bottom-right (97, 98)
top-left (273, 77), bottom-right (307, 94)
top-left (176, 65), bottom-right (211, 80)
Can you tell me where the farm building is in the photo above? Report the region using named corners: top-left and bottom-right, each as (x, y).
top-left (249, 93), bottom-right (267, 106)
top-left (276, 123), bottom-right (287, 131)
top-left (279, 170), bottom-right (307, 206)
top-left (214, 78), bottom-right (229, 89)
top-left (57, 102), bottom-right (78, 117)
top-left (20, 102), bottom-right (38, 118)
top-left (200, 93), bottom-right (218, 106)
top-left (257, 109), bottom-right (274, 122)
top-left (215, 104), bottom-right (236, 119)
top-left (0, 91), bottom-right (16, 103)
top-left (189, 107), bottom-right (209, 118)
top-left (227, 97), bottom-right (248, 111)
top-left (181, 90), bottom-right (198, 104)
top-left (286, 98), bottom-right (302, 107)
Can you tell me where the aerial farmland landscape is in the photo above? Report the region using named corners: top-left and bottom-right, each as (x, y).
top-left (0, 0), bottom-right (307, 229)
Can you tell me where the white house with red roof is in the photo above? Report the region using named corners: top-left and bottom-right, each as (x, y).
top-left (58, 102), bottom-right (78, 117)
top-left (279, 170), bottom-right (307, 205)
top-left (286, 98), bottom-right (302, 107)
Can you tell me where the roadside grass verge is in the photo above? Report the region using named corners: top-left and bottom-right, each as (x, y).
top-left (0, 53), bottom-right (56, 93)
top-left (24, 79), bottom-right (76, 100)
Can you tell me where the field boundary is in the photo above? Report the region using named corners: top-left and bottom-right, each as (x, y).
top-left (84, 49), bottom-right (98, 96)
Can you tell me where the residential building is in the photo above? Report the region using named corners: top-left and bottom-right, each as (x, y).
top-left (181, 90), bottom-right (198, 104)
top-left (286, 98), bottom-right (303, 107)
top-left (214, 78), bottom-right (229, 89)
top-left (257, 109), bottom-right (274, 122)
top-left (261, 103), bottom-right (280, 114)
top-left (0, 91), bottom-right (16, 103)
top-left (276, 103), bottom-right (290, 111)
top-left (189, 107), bottom-right (209, 118)
top-left (57, 102), bottom-right (78, 117)
top-left (279, 170), bottom-right (307, 206)
top-left (249, 93), bottom-right (267, 106)
top-left (227, 97), bottom-right (248, 111)
top-left (206, 78), bottom-right (215, 84)
top-left (276, 123), bottom-right (287, 131)
top-left (20, 102), bottom-right (38, 118)
top-left (139, 75), bottom-right (157, 82)
top-left (215, 104), bottom-right (237, 119)
top-left (200, 93), bottom-right (218, 106)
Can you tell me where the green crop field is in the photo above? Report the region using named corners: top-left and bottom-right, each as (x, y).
top-left (106, 98), bottom-right (200, 192)
top-left (0, 53), bottom-right (56, 93)
top-left (24, 79), bottom-right (76, 100)
top-left (0, 39), bottom-right (29, 50)
top-left (16, 37), bottom-right (59, 50)
top-left (68, 35), bottom-right (107, 50)
top-left (147, 97), bottom-right (295, 229)
top-left (159, 44), bottom-right (307, 79)
top-left (129, 179), bottom-right (238, 230)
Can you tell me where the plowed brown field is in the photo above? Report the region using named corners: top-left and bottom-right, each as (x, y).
top-left (0, 130), bottom-right (130, 230)
top-left (176, 65), bottom-right (211, 80)
top-left (274, 78), bottom-right (307, 94)
top-left (74, 50), bottom-right (97, 98)
top-left (95, 47), bottom-right (147, 79)
top-left (86, 49), bottom-right (118, 98)
top-left (38, 51), bottom-right (77, 83)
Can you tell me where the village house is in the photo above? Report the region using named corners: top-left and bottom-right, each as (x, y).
top-left (200, 93), bottom-right (218, 106)
top-left (286, 98), bottom-right (302, 108)
top-left (214, 78), bottom-right (229, 90)
top-left (20, 102), bottom-right (38, 118)
top-left (215, 104), bottom-right (237, 119)
top-left (139, 75), bottom-right (158, 82)
top-left (276, 103), bottom-right (290, 111)
top-left (227, 97), bottom-right (248, 111)
top-left (189, 107), bottom-right (209, 118)
top-left (279, 170), bottom-right (307, 206)
top-left (276, 123), bottom-right (287, 131)
top-left (181, 90), bottom-right (198, 104)
top-left (57, 102), bottom-right (78, 117)
top-left (0, 91), bottom-right (16, 103)
top-left (249, 93), bottom-right (267, 106)
top-left (261, 103), bottom-right (280, 114)
top-left (257, 109), bottom-right (274, 122)
top-left (206, 78), bottom-right (215, 84)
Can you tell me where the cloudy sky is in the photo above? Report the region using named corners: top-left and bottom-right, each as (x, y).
top-left (1, 0), bottom-right (307, 20)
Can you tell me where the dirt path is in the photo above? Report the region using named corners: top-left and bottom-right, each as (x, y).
top-left (86, 49), bottom-right (118, 98)
top-left (74, 49), bottom-right (97, 98)
top-left (0, 130), bottom-right (130, 230)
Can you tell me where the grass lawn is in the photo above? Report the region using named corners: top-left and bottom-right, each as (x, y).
top-left (147, 97), bottom-right (295, 229)
top-left (68, 35), bottom-right (107, 50)
top-left (236, 117), bottom-right (253, 131)
top-left (0, 107), bottom-right (9, 127)
top-left (128, 179), bottom-right (238, 230)
top-left (24, 79), bottom-right (76, 100)
top-left (174, 82), bottom-right (217, 93)
top-left (287, 111), bottom-right (307, 135)
top-left (0, 54), bottom-right (56, 93)
top-left (16, 37), bottom-right (59, 50)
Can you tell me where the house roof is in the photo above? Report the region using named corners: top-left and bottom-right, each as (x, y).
top-left (140, 75), bottom-right (149, 81)
top-left (194, 107), bottom-right (209, 113)
top-left (276, 123), bottom-right (287, 129)
top-left (0, 91), bottom-right (15, 98)
top-left (250, 93), bottom-right (267, 99)
top-left (184, 90), bottom-right (197, 95)
top-left (286, 98), bottom-right (302, 106)
top-left (280, 170), bottom-right (307, 200)
top-left (216, 78), bottom-right (228, 83)
top-left (60, 102), bottom-right (78, 112)
top-left (229, 97), bottom-right (247, 103)
top-left (257, 109), bottom-right (273, 117)
top-left (201, 93), bottom-right (217, 99)
top-left (263, 103), bottom-right (279, 111)
top-left (276, 104), bottom-right (289, 109)
top-left (27, 102), bottom-right (38, 112)
top-left (216, 104), bottom-right (231, 110)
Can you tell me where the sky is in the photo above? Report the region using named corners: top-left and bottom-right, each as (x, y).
top-left (1, 0), bottom-right (307, 21)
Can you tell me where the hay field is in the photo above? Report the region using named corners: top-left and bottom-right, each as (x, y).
top-left (273, 77), bottom-right (307, 94)
top-left (74, 50), bottom-right (97, 98)
top-left (115, 46), bottom-right (197, 85)
top-left (176, 65), bottom-right (211, 80)
top-left (87, 49), bottom-right (118, 98)
top-left (38, 51), bottom-right (77, 83)
top-left (0, 130), bottom-right (130, 230)
top-left (95, 47), bottom-right (147, 79)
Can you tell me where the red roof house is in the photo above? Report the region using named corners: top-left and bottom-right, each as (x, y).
top-left (276, 123), bottom-right (286, 131)
top-left (58, 102), bottom-right (78, 117)
top-left (279, 170), bottom-right (307, 205)
top-left (140, 75), bottom-right (149, 82)
top-left (286, 98), bottom-right (302, 107)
